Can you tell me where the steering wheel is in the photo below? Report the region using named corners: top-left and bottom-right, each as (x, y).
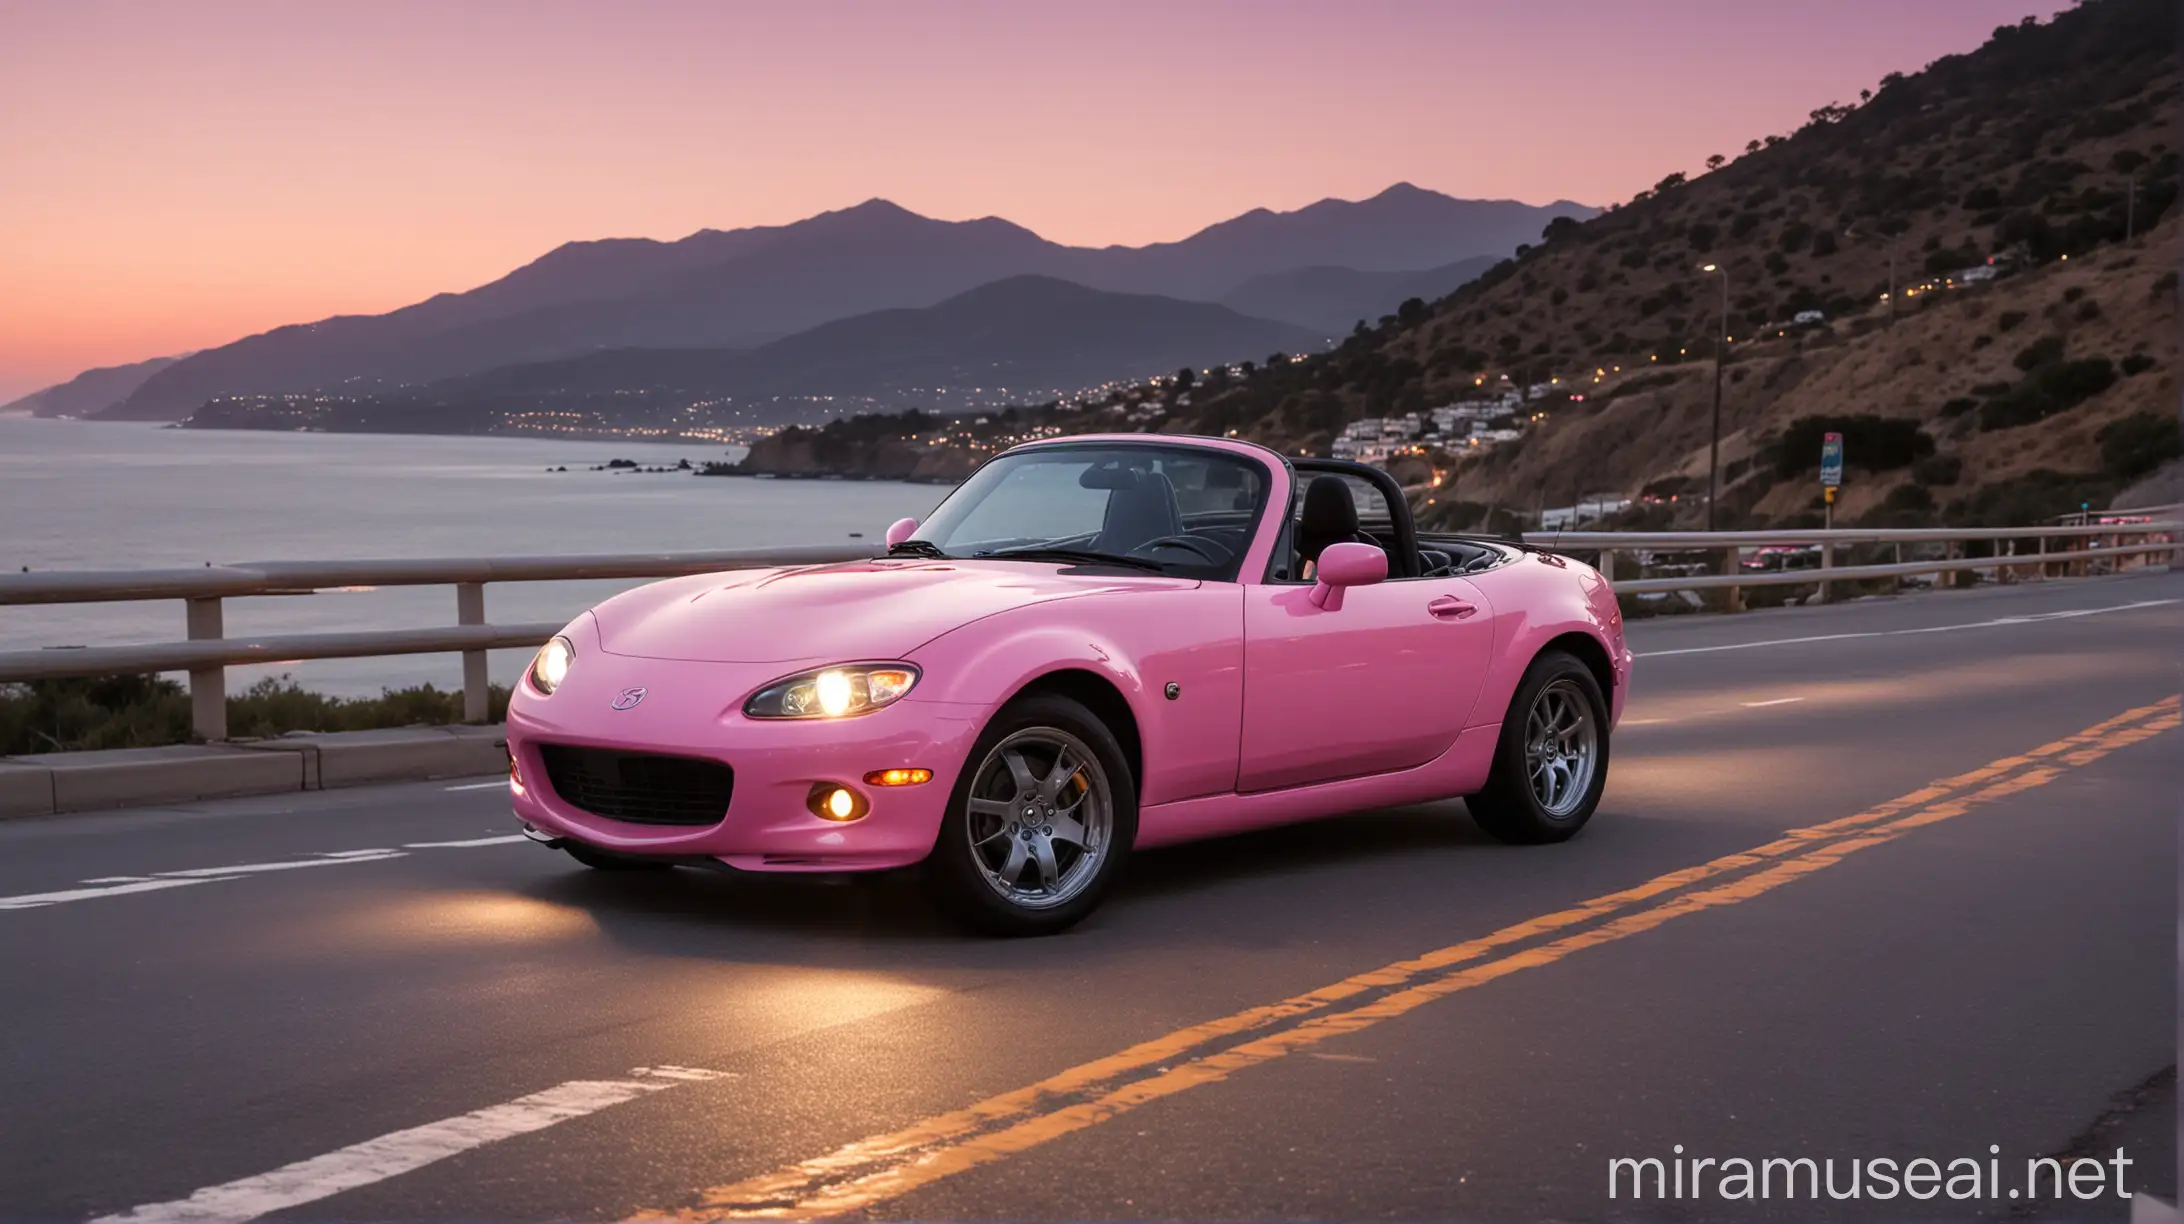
top-left (1127, 534), bottom-right (1233, 565)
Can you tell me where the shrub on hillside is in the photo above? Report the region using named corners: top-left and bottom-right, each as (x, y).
top-left (1772, 415), bottom-right (1935, 477)
top-left (1943, 470), bottom-right (2116, 527)
top-left (2120, 353), bottom-right (2156, 376)
top-left (1882, 483), bottom-right (1936, 513)
top-left (1913, 453), bottom-right (1964, 485)
top-left (2013, 335), bottom-right (2066, 370)
top-left (2097, 412), bottom-right (2183, 480)
top-left (1978, 357), bottom-right (2117, 430)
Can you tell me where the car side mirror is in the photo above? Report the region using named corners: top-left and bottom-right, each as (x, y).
top-left (884, 517), bottom-right (920, 547)
top-left (1309, 542), bottom-right (1387, 611)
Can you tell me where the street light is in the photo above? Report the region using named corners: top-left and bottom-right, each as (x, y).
top-left (1699, 263), bottom-right (1728, 532)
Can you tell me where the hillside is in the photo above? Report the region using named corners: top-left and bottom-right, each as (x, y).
top-left (105, 188), bottom-right (1588, 421)
top-left (4, 354), bottom-right (183, 417)
top-left (1158, 0), bottom-right (2179, 526)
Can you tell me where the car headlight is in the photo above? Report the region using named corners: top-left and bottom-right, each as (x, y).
top-left (529, 635), bottom-right (575, 695)
top-left (745, 663), bottom-right (919, 719)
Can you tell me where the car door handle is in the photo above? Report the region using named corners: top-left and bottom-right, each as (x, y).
top-left (1427, 595), bottom-right (1477, 620)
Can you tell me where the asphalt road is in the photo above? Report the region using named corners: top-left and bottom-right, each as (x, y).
top-left (3, 572), bottom-right (2177, 1223)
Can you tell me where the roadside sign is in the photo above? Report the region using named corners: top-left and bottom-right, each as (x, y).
top-left (1820, 432), bottom-right (1844, 489)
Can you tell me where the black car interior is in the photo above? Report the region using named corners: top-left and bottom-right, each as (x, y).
top-left (970, 448), bottom-right (1506, 584)
top-left (1271, 458), bottom-right (1510, 582)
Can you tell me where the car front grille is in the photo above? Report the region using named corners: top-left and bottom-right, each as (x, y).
top-left (536, 744), bottom-right (733, 826)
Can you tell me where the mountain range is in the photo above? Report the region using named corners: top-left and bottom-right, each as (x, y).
top-left (425, 275), bottom-right (1324, 403)
top-left (4, 354), bottom-right (185, 417)
top-left (40, 184), bottom-right (1588, 422)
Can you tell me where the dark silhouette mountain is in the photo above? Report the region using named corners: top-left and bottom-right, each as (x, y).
top-left (106, 188), bottom-right (1593, 420)
top-left (1217, 255), bottom-right (1500, 334)
top-left (1067, 185), bottom-right (1590, 298)
top-left (420, 275), bottom-right (1323, 405)
top-left (4, 354), bottom-right (186, 417)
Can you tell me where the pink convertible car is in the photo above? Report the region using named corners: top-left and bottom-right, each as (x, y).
top-left (507, 435), bottom-right (1629, 934)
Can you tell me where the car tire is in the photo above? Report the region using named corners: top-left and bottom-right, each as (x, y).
top-left (926, 694), bottom-right (1137, 936)
top-left (1465, 650), bottom-right (1610, 845)
top-left (563, 842), bottom-right (675, 871)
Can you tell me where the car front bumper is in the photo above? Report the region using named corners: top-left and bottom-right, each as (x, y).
top-left (506, 656), bottom-right (983, 872)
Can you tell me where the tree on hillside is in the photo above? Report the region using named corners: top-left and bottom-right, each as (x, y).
top-left (1542, 215), bottom-right (1582, 243)
top-left (1398, 297), bottom-right (1429, 326)
top-left (1706, 153), bottom-right (1726, 171)
top-left (1173, 367), bottom-right (1196, 393)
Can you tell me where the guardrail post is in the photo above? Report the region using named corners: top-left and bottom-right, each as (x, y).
top-left (2036, 534), bottom-right (2048, 580)
top-left (457, 582), bottom-right (488, 723)
top-left (1722, 548), bottom-right (1744, 613)
top-left (1818, 539), bottom-right (1835, 604)
top-left (185, 597), bottom-right (227, 741)
top-left (1597, 549), bottom-right (1616, 582)
top-left (1892, 542), bottom-right (1904, 593)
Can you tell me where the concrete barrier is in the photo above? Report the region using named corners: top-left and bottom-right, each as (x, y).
top-left (0, 726), bottom-right (508, 818)
top-left (0, 760), bottom-right (56, 819)
top-left (242, 725), bottom-right (508, 789)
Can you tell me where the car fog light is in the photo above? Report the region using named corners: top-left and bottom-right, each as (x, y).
top-left (808, 783), bottom-right (868, 822)
top-left (863, 768), bottom-right (932, 787)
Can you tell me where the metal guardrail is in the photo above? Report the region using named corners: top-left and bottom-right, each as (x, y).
top-left (1524, 522), bottom-right (2182, 613)
top-left (0, 545), bottom-right (877, 741)
top-left (3, 525), bottom-right (2175, 742)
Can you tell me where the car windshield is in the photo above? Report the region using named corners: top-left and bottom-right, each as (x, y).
top-left (906, 443), bottom-right (1271, 580)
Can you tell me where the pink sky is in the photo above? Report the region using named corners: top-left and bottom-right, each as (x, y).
top-left (0, 0), bottom-right (2036, 400)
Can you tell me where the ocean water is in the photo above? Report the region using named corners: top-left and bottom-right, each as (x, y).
top-left (0, 417), bottom-right (940, 695)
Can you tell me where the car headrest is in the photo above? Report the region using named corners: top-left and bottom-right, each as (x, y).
top-left (1296, 475), bottom-right (1360, 564)
top-left (1093, 469), bottom-right (1182, 556)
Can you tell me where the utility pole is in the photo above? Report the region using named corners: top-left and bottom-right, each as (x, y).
top-left (1885, 237), bottom-right (1898, 326)
top-left (1700, 263), bottom-right (1729, 531)
top-left (1846, 226), bottom-right (1899, 325)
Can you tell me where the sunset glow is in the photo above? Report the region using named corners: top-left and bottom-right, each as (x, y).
top-left (1, 0), bottom-right (2034, 399)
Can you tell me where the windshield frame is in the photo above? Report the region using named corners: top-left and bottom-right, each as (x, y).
top-left (906, 439), bottom-right (1280, 583)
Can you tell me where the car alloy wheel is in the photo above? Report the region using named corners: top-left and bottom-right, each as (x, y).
top-left (1465, 649), bottom-right (1609, 845)
top-left (962, 727), bottom-right (1113, 910)
top-left (1524, 677), bottom-right (1599, 819)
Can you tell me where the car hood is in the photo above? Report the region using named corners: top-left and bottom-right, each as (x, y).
top-left (589, 559), bottom-right (1197, 663)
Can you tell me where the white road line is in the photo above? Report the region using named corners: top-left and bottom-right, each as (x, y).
top-left (0, 878), bottom-right (222, 910)
top-left (442, 779), bottom-right (510, 792)
top-left (151, 853), bottom-right (407, 879)
top-left (401, 835), bottom-right (528, 849)
top-left (6, 836), bottom-right (532, 916)
top-left (1637, 599), bottom-right (2178, 658)
top-left (90, 1067), bottom-right (730, 1224)
top-left (1741, 697), bottom-right (1806, 708)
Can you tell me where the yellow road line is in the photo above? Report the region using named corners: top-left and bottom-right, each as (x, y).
top-left (640, 696), bottom-right (2179, 1221)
